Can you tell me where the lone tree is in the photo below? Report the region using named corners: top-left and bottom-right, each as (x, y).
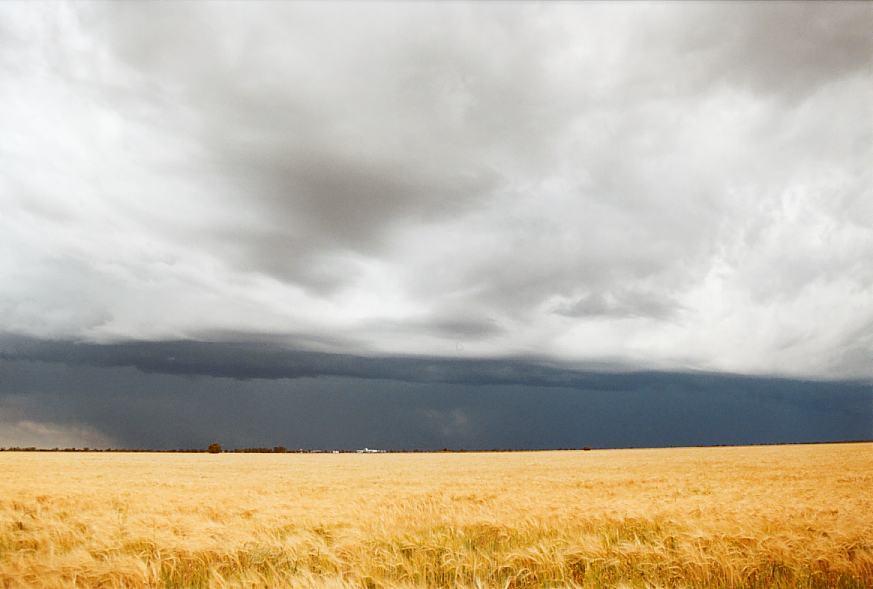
top-left (207, 442), bottom-right (222, 454)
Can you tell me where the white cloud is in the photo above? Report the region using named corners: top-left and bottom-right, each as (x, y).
top-left (0, 2), bottom-right (871, 378)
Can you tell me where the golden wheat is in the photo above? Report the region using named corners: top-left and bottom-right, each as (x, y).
top-left (0, 443), bottom-right (871, 588)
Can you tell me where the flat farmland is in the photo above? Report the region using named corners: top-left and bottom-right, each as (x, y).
top-left (0, 443), bottom-right (871, 588)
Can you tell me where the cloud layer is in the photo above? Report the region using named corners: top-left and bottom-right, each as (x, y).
top-left (1, 350), bottom-right (869, 450)
top-left (1, 2), bottom-right (871, 378)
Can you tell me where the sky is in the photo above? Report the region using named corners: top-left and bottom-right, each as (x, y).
top-left (0, 2), bottom-right (871, 449)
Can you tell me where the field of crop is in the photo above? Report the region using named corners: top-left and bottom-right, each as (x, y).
top-left (0, 443), bottom-right (871, 588)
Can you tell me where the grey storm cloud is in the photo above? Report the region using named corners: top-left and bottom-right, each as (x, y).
top-left (554, 289), bottom-right (680, 321)
top-left (0, 334), bottom-right (701, 388)
top-left (0, 1), bottom-right (871, 380)
top-left (0, 337), bottom-right (870, 450)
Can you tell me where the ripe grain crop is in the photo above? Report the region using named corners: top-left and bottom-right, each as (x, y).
top-left (1, 443), bottom-right (871, 588)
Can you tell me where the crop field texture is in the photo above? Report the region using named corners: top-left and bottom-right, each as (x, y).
top-left (0, 443), bottom-right (871, 588)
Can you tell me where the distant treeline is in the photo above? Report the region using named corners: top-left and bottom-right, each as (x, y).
top-left (0, 447), bottom-right (207, 453)
top-left (0, 440), bottom-right (870, 453)
top-left (0, 445), bottom-right (590, 453)
top-left (0, 446), bottom-right (306, 453)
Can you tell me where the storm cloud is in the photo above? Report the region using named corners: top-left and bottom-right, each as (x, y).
top-left (2, 2), bottom-right (871, 378)
top-left (0, 2), bottom-right (871, 448)
top-left (1, 344), bottom-right (869, 450)
top-left (0, 335), bottom-right (869, 449)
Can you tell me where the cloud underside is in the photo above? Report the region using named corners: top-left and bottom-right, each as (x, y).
top-left (1, 340), bottom-right (870, 450)
top-left (0, 3), bottom-right (871, 378)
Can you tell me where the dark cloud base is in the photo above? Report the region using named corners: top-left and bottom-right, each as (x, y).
top-left (1, 336), bottom-right (869, 450)
top-left (6, 335), bottom-right (870, 391)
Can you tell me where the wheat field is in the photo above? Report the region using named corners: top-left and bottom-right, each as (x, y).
top-left (0, 443), bottom-right (871, 588)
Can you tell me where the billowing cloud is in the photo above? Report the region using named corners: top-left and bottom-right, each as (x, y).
top-left (0, 2), bottom-right (871, 379)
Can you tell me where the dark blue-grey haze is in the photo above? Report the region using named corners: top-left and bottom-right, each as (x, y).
top-left (0, 337), bottom-right (869, 450)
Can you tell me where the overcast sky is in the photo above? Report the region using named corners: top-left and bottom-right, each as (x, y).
top-left (0, 2), bottom-right (871, 448)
